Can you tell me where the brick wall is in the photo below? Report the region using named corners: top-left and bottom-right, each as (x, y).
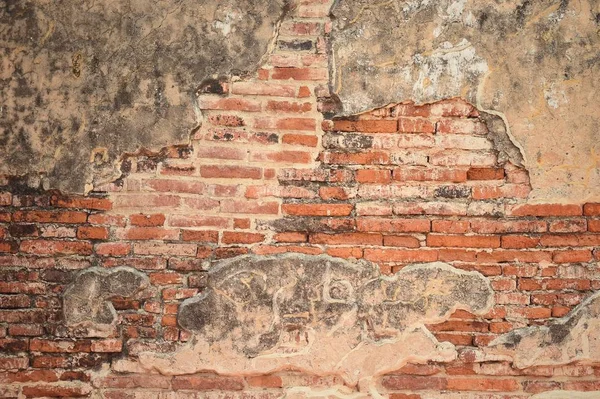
top-left (1, 1), bottom-right (600, 398)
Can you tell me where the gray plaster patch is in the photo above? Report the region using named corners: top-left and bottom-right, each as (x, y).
top-left (63, 267), bottom-right (149, 337)
top-left (0, 0), bottom-right (288, 193)
top-left (330, 0), bottom-right (600, 202)
top-left (489, 291), bottom-right (600, 369)
top-left (132, 254), bottom-right (494, 393)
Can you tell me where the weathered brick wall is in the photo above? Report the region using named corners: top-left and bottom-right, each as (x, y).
top-left (1, 1), bottom-right (599, 398)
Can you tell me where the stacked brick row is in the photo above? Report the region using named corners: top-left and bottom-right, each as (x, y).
top-left (0, 0), bottom-right (599, 397)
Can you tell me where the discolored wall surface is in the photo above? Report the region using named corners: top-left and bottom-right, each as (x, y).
top-left (1, 0), bottom-right (600, 398)
top-left (330, 0), bottom-right (600, 203)
top-left (0, 0), bottom-right (288, 193)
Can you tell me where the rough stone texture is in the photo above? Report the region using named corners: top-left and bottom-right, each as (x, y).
top-left (489, 291), bottom-right (600, 369)
top-left (134, 254), bottom-right (493, 392)
top-left (330, 0), bottom-right (600, 202)
top-left (63, 267), bottom-right (150, 336)
top-left (0, 0), bottom-right (288, 193)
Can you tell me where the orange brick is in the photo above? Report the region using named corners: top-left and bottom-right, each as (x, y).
top-left (356, 169), bottom-right (392, 183)
top-left (319, 187), bottom-right (350, 200)
top-left (501, 235), bottom-right (540, 249)
top-left (383, 235), bottom-right (420, 248)
top-left (509, 204), bottom-right (582, 217)
top-left (282, 133), bottom-right (318, 147)
top-left (282, 203), bottom-right (353, 216)
top-left (432, 220), bottom-right (470, 233)
top-left (200, 165), bottom-right (262, 179)
top-left (20, 240), bottom-right (92, 256)
top-left (553, 249), bottom-right (593, 263)
top-left (274, 232), bottom-right (307, 243)
top-left (583, 203), bottom-right (600, 215)
top-left (427, 234), bottom-right (500, 248)
top-left (331, 119), bottom-right (397, 133)
top-left (76, 226), bottom-right (109, 240)
top-left (129, 214), bottom-right (166, 227)
top-left (467, 167), bottom-right (505, 180)
top-left (446, 377), bottom-right (520, 392)
top-left (364, 248), bottom-right (438, 262)
top-left (356, 218), bottom-right (430, 233)
top-left (397, 117), bottom-right (436, 133)
top-left (221, 232), bottom-right (265, 244)
top-left (309, 233), bottom-right (382, 246)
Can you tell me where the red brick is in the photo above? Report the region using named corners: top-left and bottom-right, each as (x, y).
top-left (583, 203), bottom-right (600, 216)
top-left (522, 381), bottom-right (562, 394)
top-left (271, 67), bottom-right (328, 81)
top-left (509, 204), bottom-right (582, 217)
top-left (90, 339), bottom-right (122, 353)
top-left (8, 324), bottom-right (44, 337)
top-left (508, 307), bottom-right (552, 319)
top-left (467, 167), bottom-right (505, 180)
top-left (331, 119), bottom-right (397, 133)
top-left (501, 235), bottom-right (540, 249)
top-left (356, 169), bottom-right (392, 183)
top-left (76, 226), bottom-right (109, 240)
top-left (250, 150), bottom-right (312, 163)
top-left (383, 235), bottom-right (420, 248)
top-left (397, 117), bottom-right (436, 133)
top-left (95, 242), bottom-right (130, 256)
top-left (133, 242), bottom-right (197, 257)
top-left (438, 249), bottom-right (477, 262)
top-left (476, 250), bottom-right (552, 263)
top-left (282, 203), bottom-right (353, 216)
top-left (170, 215), bottom-right (230, 228)
top-left (432, 220), bottom-right (470, 233)
top-left (22, 384), bottom-right (91, 397)
top-left (364, 249), bottom-right (438, 262)
top-left (470, 220), bottom-right (547, 234)
top-left (20, 240), bottom-right (92, 256)
top-left (309, 233), bottom-right (382, 246)
top-left (221, 232), bottom-right (265, 244)
top-left (128, 214), bottom-right (166, 227)
top-left (540, 234), bottom-right (600, 247)
top-left (149, 272), bottom-right (183, 285)
top-left (254, 117), bottom-right (316, 131)
top-left (589, 219), bottom-right (600, 232)
top-left (221, 200), bottom-right (279, 215)
top-left (94, 374), bottom-right (171, 389)
top-left (207, 114), bottom-right (245, 127)
top-left (427, 234), bottom-right (500, 248)
top-left (356, 202), bottom-right (393, 216)
top-left (88, 214), bottom-right (127, 227)
top-left (181, 230), bottom-right (219, 243)
top-left (393, 202), bottom-right (467, 216)
top-left (172, 375), bottom-right (244, 391)
top-left (0, 295), bottom-right (31, 309)
top-left (274, 232), bottom-right (307, 243)
top-left (233, 218), bottom-right (251, 229)
top-left (144, 179), bottom-right (205, 194)
top-left (30, 339), bottom-right (91, 353)
top-left (553, 249), bottom-right (593, 263)
top-left (326, 247), bottom-right (363, 259)
top-left (282, 133), bottom-right (319, 147)
top-left (113, 194), bottom-right (181, 208)
top-left (549, 218), bottom-right (587, 233)
top-left (318, 187), bottom-right (350, 201)
top-left (472, 184), bottom-right (531, 199)
top-left (197, 146), bottom-right (248, 160)
top-left (0, 357), bottom-right (29, 370)
top-left (382, 375), bottom-right (447, 390)
top-left (50, 196), bottom-right (112, 211)
top-left (320, 151), bottom-right (390, 165)
top-left (393, 167), bottom-right (467, 182)
top-left (267, 100), bottom-right (312, 113)
top-left (356, 218), bottom-right (430, 233)
top-left (428, 320), bottom-right (488, 333)
top-left (197, 96), bottom-right (261, 112)
top-left (201, 164), bottom-right (262, 180)
top-left (13, 211), bottom-right (87, 224)
top-left (437, 118), bottom-right (487, 135)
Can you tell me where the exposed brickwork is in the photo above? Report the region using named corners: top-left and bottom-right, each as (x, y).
top-left (0, 0), bottom-right (599, 397)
